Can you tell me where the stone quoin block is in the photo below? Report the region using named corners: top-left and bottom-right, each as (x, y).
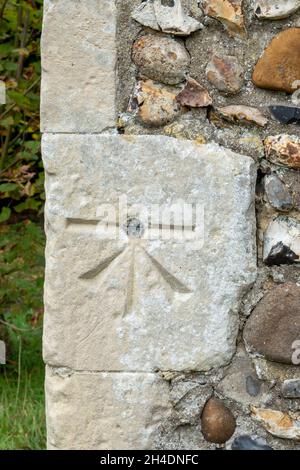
top-left (41, 0), bottom-right (116, 132)
top-left (42, 134), bottom-right (257, 373)
top-left (46, 367), bottom-right (172, 450)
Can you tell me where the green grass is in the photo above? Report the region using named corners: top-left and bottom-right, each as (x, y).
top-left (0, 370), bottom-right (45, 450)
top-left (0, 220), bottom-right (46, 449)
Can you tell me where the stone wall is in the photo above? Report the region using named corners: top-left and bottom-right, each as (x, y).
top-left (42, 0), bottom-right (300, 450)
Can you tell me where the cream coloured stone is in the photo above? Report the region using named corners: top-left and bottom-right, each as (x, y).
top-left (132, 0), bottom-right (160, 30)
top-left (131, 0), bottom-right (202, 35)
top-left (251, 407), bottom-right (300, 441)
top-left (45, 367), bottom-right (172, 450)
top-left (263, 216), bottom-right (300, 263)
top-left (42, 134), bottom-right (257, 373)
top-left (153, 0), bottom-right (202, 35)
top-left (41, 0), bottom-right (116, 132)
top-left (254, 0), bottom-right (300, 20)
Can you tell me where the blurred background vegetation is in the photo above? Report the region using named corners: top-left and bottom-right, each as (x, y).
top-left (0, 0), bottom-right (45, 449)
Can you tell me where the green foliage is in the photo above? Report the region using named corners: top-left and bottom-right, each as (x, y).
top-left (0, 221), bottom-right (46, 449)
top-left (0, 206), bottom-right (11, 221)
top-left (0, 370), bottom-right (46, 449)
top-left (0, 221), bottom-right (45, 369)
top-left (0, 0), bottom-right (43, 220)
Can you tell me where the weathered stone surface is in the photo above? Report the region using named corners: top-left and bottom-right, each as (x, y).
top-left (215, 105), bottom-right (268, 127)
top-left (170, 380), bottom-right (213, 425)
top-left (201, 398), bottom-right (236, 444)
top-left (131, 80), bottom-right (182, 127)
top-left (41, 0), bottom-right (116, 133)
top-left (132, 0), bottom-right (202, 35)
top-left (263, 217), bottom-right (300, 265)
top-left (253, 358), bottom-right (300, 382)
top-left (252, 29), bottom-right (300, 93)
top-left (202, 0), bottom-right (246, 37)
top-left (279, 170), bottom-right (300, 211)
top-left (43, 134), bottom-right (256, 372)
top-left (232, 435), bottom-right (272, 450)
top-left (254, 0), bottom-right (300, 20)
top-left (268, 106), bottom-right (300, 125)
top-left (132, 0), bottom-right (160, 30)
top-left (264, 175), bottom-right (293, 212)
top-left (254, 358), bottom-right (300, 383)
top-left (217, 347), bottom-right (270, 408)
top-left (153, 0), bottom-right (202, 35)
top-left (282, 380), bottom-right (300, 398)
top-left (264, 135), bottom-right (300, 170)
top-left (176, 78), bottom-right (212, 107)
top-left (132, 35), bottom-right (190, 85)
top-left (244, 283), bottom-right (300, 365)
top-left (132, 0), bottom-right (202, 36)
top-left (251, 407), bottom-right (300, 441)
top-left (246, 375), bottom-right (261, 397)
top-left (46, 367), bottom-right (172, 450)
top-left (206, 55), bottom-right (244, 94)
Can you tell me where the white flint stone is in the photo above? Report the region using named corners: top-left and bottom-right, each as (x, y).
top-left (263, 216), bottom-right (300, 261)
top-left (41, 0), bottom-right (116, 132)
top-left (254, 0), bottom-right (300, 19)
top-left (131, 0), bottom-right (160, 30)
top-left (42, 134), bottom-right (257, 372)
top-left (46, 367), bottom-right (172, 450)
top-left (153, 0), bottom-right (202, 35)
top-left (131, 0), bottom-right (202, 35)
top-left (282, 379), bottom-right (300, 398)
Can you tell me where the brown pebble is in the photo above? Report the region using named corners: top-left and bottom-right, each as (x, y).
top-left (176, 78), bottom-right (212, 108)
top-left (133, 80), bottom-right (182, 127)
top-left (264, 134), bottom-right (300, 170)
top-left (201, 397), bottom-right (236, 444)
top-left (253, 28), bottom-right (300, 93)
top-left (206, 55), bottom-right (244, 94)
top-left (215, 105), bottom-right (268, 127)
top-left (243, 283), bottom-right (300, 364)
top-left (132, 35), bottom-right (190, 85)
top-left (203, 0), bottom-right (246, 37)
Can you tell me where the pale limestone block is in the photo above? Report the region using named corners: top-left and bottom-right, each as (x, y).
top-left (41, 0), bottom-right (116, 132)
top-left (42, 134), bottom-right (257, 372)
top-left (45, 367), bottom-right (172, 450)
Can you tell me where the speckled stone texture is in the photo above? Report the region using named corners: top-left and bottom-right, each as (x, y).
top-left (41, 0), bottom-right (116, 132)
top-left (253, 29), bottom-right (300, 93)
top-left (42, 134), bottom-right (256, 373)
top-left (132, 35), bottom-right (190, 85)
top-left (45, 367), bottom-right (172, 450)
top-left (244, 283), bottom-right (300, 364)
